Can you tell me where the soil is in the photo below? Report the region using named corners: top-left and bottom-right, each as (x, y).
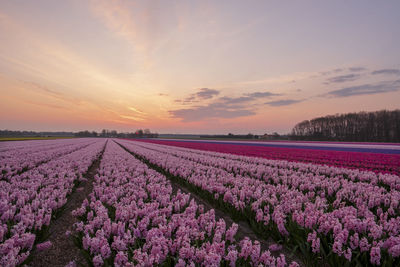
top-left (28, 142), bottom-right (107, 267)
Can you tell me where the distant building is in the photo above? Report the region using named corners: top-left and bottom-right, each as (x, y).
top-left (260, 133), bottom-right (280, 140)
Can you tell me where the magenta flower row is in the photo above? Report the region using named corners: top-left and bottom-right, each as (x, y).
top-left (137, 139), bottom-right (400, 177)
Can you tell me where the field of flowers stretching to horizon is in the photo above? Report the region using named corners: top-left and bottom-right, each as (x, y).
top-left (1, 138), bottom-right (399, 266)
top-left (119, 139), bottom-right (400, 266)
top-left (137, 139), bottom-right (400, 176)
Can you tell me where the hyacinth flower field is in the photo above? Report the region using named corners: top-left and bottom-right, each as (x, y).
top-left (0, 138), bottom-right (106, 266)
top-left (137, 139), bottom-right (400, 177)
top-left (1, 138), bottom-right (400, 267)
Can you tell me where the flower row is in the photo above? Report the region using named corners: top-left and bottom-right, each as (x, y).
top-left (118, 139), bottom-right (400, 266)
top-left (130, 141), bottom-right (400, 191)
top-left (0, 139), bottom-right (106, 266)
top-left (0, 138), bottom-right (75, 153)
top-left (72, 141), bottom-right (298, 266)
top-left (137, 139), bottom-right (400, 176)
top-left (0, 138), bottom-right (99, 180)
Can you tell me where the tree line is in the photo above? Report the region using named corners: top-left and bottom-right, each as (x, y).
top-left (0, 129), bottom-right (158, 138)
top-left (74, 129), bottom-right (158, 138)
top-left (290, 109), bottom-right (400, 142)
top-left (0, 130), bottom-right (74, 137)
top-left (199, 133), bottom-right (260, 139)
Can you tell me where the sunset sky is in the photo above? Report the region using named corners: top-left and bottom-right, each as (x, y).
top-left (1, 0), bottom-right (400, 134)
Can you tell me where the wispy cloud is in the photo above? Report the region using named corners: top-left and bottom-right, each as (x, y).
top-left (175, 89), bottom-right (280, 105)
top-left (245, 91), bottom-right (281, 98)
top-left (320, 68), bottom-right (344, 76)
top-left (19, 80), bottom-right (84, 106)
top-left (348, 67), bottom-right (367, 72)
top-left (237, 72), bottom-right (311, 85)
top-left (265, 99), bottom-right (303, 106)
top-left (0, 11), bottom-right (136, 97)
top-left (23, 100), bottom-right (68, 110)
top-left (119, 114), bottom-right (145, 121)
top-left (22, 81), bottom-right (63, 97)
top-left (333, 68), bottom-right (344, 73)
top-left (220, 91), bottom-right (280, 104)
top-left (195, 88), bottom-right (220, 99)
top-left (175, 88), bottom-right (220, 104)
top-left (128, 106), bottom-right (146, 115)
top-left (318, 67), bottom-right (363, 77)
top-left (326, 79), bottom-right (400, 97)
top-left (371, 69), bottom-right (400, 75)
top-left (326, 74), bottom-right (361, 84)
top-left (89, 0), bottom-right (143, 50)
top-left (219, 96), bottom-right (254, 105)
top-left (169, 102), bottom-right (255, 122)
top-left (88, 0), bottom-right (172, 68)
top-left (171, 89), bottom-right (282, 121)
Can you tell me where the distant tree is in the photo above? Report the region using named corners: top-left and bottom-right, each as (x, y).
top-left (136, 129), bottom-right (144, 137)
top-left (100, 129), bottom-right (107, 137)
top-left (0, 130), bottom-right (74, 137)
top-left (1, 128), bottom-right (158, 139)
top-left (290, 109), bottom-right (400, 142)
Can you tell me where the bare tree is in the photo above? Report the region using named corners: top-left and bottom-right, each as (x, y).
top-left (291, 110), bottom-right (400, 142)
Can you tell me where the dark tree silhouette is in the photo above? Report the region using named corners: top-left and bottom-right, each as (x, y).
top-left (0, 129), bottom-right (158, 139)
top-left (290, 110), bottom-right (400, 142)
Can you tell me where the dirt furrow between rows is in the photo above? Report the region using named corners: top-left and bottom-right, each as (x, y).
top-left (27, 141), bottom-right (108, 267)
top-left (115, 140), bottom-right (304, 266)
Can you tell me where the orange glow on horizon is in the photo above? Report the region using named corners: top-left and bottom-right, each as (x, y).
top-left (1, 1), bottom-right (400, 133)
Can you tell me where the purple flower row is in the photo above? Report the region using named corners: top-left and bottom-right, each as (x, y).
top-left (137, 139), bottom-right (400, 176)
top-left (0, 138), bottom-right (74, 153)
top-left (0, 138), bottom-right (99, 180)
top-left (118, 139), bottom-right (400, 265)
top-left (130, 141), bottom-right (400, 190)
top-left (0, 139), bottom-right (106, 266)
top-left (72, 141), bottom-right (298, 266)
